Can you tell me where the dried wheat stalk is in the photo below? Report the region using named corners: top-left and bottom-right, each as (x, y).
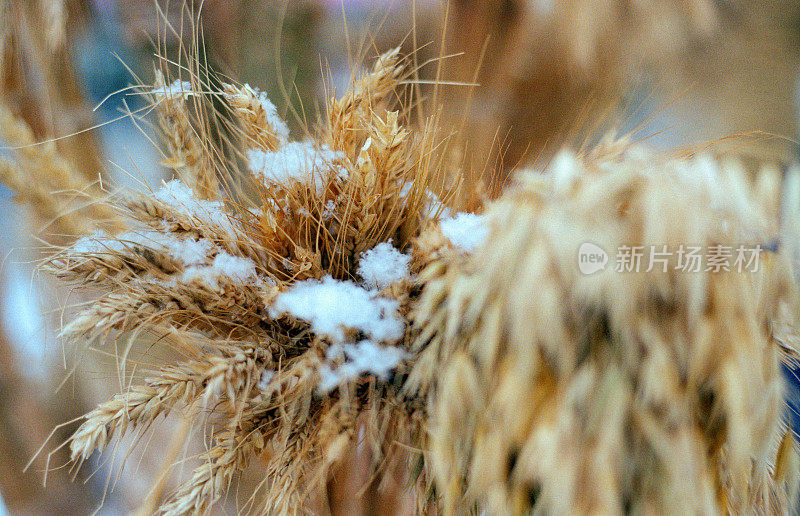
top-left (152, 73), bottom-right (219, 200)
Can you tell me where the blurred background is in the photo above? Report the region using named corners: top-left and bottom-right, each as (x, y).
top-left (0, 0), bottom-right (799, 513)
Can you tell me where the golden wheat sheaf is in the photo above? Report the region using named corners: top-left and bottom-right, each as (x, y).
top-left (57, 49), bottom-right (440, 514)
top-left (410, 142), bottom-right (800, 514)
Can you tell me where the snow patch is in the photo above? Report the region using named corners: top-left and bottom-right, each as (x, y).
top-left (72, 229), bottom-right (215, 266)
top-left (317, 340), bottom-right (406, 393)
top-left (357, 241), bottom-right (410, 290)
top-left (181, 252), bottom-right (258, 290)
top-left (153, 180), bottom-right (238, 236)
top-left (440, 212), bottom-right (489, 253)
top-left (211, 253), bottom-right (258, 282)
top-left (269, 276), bottom-right (404, 344)
top-left (71, 230), bottom-right (125, 254)
top-left (247, 141), bottom-right (347, 192)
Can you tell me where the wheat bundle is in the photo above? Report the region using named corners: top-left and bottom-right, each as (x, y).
top-left (2, 44), bottom-right (799, 514)
top-left (42, 48), bottom-right (444, 514)
top-left (410, 140), bottom-right (800, 513)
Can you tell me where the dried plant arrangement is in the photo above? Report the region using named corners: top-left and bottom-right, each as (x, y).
top-left (2, 35), bottom-right (800, 515)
